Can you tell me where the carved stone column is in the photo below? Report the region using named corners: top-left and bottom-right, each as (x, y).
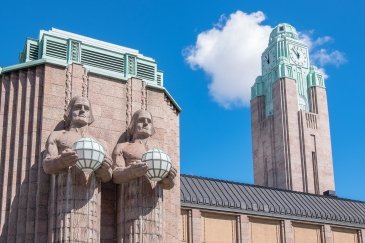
top-left (48, 169), bottom-right (100, 242)
top-left (121, 177), bottom-right (163, 242)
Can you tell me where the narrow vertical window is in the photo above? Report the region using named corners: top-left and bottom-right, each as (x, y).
top-left (311, 135), bottom-right (319, 194)
top-left (264, 158), bottom-right (269, 186)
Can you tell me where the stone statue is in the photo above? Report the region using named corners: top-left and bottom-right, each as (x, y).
top-left (43, 96), bottom-right (112, 242)
top-left (113, 109), bottom-right (177, 242)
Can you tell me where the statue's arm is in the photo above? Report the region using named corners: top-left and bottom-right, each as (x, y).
top-left (159, 166), bottom-right (177, 190)
top-left (112, 144), bottom-right (148, 184)
top-left (112, 144), bottom-right (131, 184)
top-left (43, 132), bottom-right (78, 174)
top-left (94, 141), bottom-right (113, 183)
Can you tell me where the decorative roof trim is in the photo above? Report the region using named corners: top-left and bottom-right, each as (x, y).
top-left (146, 83), bottom-right (182, 112)
top-left (44, 28), bottom-right (144, 58)
top-left (0, 59), bottom-right (181, 112)
top-left (0, 58), bottom-right (65, 73)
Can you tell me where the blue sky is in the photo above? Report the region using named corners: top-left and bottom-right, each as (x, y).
top-left (1, 0), bottom-right (364, 201)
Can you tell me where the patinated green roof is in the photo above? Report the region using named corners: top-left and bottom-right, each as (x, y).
top-left (269, 23), bottom-right (299, 44)
top-left (17, 28), bottom-right (164, 87)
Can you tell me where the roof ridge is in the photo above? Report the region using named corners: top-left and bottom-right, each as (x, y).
top-left (180, 174), bottom-right (365, 204)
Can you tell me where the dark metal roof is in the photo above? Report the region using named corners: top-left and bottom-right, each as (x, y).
top-left (180, 174), bottom-right (365, 228)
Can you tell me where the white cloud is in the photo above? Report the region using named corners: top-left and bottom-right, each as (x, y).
top-left (311, 49), bottom-right (346, 67)
top-left (299, 32), bottom-right (346, 68)
top-left (298, 32), bottom-right (314, 49)
top-left (184, 10), bottom-right (271, 108)
top-left (313, 36), bottom-right (333, 46)
top-left (299, 32), bottom-right (333, 50)
top-left (185, 11), bottom-right (346, 108)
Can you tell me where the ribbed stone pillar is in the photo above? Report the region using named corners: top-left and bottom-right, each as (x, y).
top-left (48, 167), bottom-right (100, 243)
top-left (120, 177), bottom-right (163, 243)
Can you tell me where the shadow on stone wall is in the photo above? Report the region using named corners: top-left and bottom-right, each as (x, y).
top-left (0, 71), bottom-right (48, 242)
top-left (0, 155), bottom-right (49, 243)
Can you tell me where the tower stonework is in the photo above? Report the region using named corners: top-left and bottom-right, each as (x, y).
top-left (251, 23), bottom-right (335, 194)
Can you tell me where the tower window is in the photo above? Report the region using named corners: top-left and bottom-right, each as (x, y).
top-left (279, 26), bottom-right (284, 31)
top-left (312, 151), bottom-right (319, 194)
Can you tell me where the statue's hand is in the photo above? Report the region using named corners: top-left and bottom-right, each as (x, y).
top-left (129, 160), bottom-right (148, 178)
top-left (59, 148), bottom-right (78, 167)
top-left (95, 157), bottom-right (113, 183)
top-left (160, 166), bottom-right (177, 190)
top-left (43, 148), bottom-right (78, 174)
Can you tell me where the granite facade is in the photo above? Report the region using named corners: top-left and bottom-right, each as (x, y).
top-left (251, 77), bottom-right (335, 194)
top-left (0, 63), bottom-right (180, 242)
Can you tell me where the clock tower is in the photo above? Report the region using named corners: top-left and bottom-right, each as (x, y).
top-left (251, 23), bottom-right (335, 194)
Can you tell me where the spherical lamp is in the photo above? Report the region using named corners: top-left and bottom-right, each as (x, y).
top-left (142, 148), bottom-right (172, 181)
top-left (72, 137), bottom-right (105, 173)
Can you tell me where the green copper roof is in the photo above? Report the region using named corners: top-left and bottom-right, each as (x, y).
top-left (269, 23), bottom-right (298, 44)
top-left (16, 28), bottom-right (164, 87)
top-left (1, 28), bottom-right (181, 111)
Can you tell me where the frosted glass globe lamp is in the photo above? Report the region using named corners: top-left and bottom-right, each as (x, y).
top-left (72, 137), bottom-right (105, 173)
top-left (142, 148), bottom-right (172, 181)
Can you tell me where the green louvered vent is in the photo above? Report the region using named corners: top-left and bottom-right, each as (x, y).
top-left (136, 62), bottom-right (155, 81)
top-left (45, 40), bottom-right (67, 60)
top-left (156, 73), bottom-right (162, 86)
top-left (70, 41), bottom-right (80, 62)
top-left (29, 43), bottom-right (39, 61)
top-left (128, 56), bottom-right (136, 75)
top-left (81, 49), bottom-right (124, 73)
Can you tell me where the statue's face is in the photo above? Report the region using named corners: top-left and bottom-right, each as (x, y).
top-left (71, 97), bottom-right (91, 126)
top-left (134, 111), bottom-right (153, 139)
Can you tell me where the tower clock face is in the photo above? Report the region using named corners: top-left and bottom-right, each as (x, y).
top-left (262, 49), bottom-right (277, 73)
top-left (269, 49), bottom-right (277, 66)
top-left (262, 52), bottom-right (270, 71)
top-left (289, 45), bottom-right (308, 67)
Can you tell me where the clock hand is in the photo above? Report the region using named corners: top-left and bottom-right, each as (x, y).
top-left (292, 48), bottom-right (300, 59)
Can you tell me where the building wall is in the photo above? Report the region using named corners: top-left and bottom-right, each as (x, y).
top-left (251, 78), bottom-right (335, 194)
top-left (308, 86), bottom-right (335, 194)
top-left (251, 96), bottom-right (277, 188)
top-left (250, 218), bottom-right (282, 243)
top-left (0, 63), bottom-right (181, 242)
top-left (200, 212), bottom-right (237, 243)
top-left (181, 209), bottom-right (364, 243)
top-left (0, 66), bottom-right (47, 242)
top-left (292, 222), bottom-right (322, 243)
top-left (332, 227), bottom-right (359, 243)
